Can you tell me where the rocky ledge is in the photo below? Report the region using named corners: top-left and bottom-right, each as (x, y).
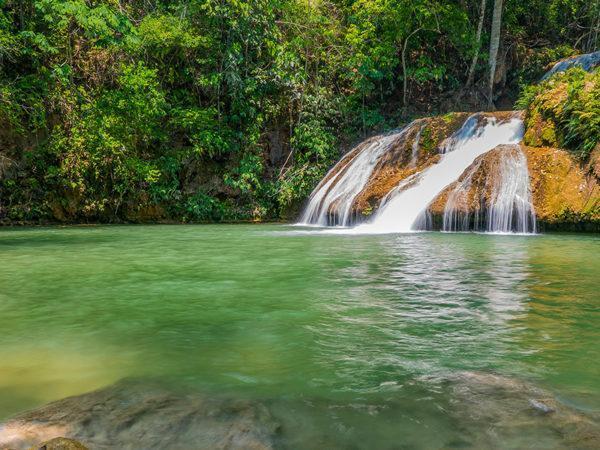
top-left (0, 380), bottom-right (279, 450)
top-left (425, 144), bottom-right (600, 231)
top-left (437, 371), bottom-right (600, 449)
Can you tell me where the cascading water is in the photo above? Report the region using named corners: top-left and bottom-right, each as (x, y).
top-left (299, 124), bottom-right (416, 226)
top-left (542, 50), bottom-right (600, 80)
top-left (353, 114), bottom-right (525, 234)
top-left (440, 159), bottom-right (485, 232)
top-left (486, 146), bottom-right (536, 233)
top-left (410, 124), bottom-right (425, 168)
top-left (440, 145), bottom-right (536, 233)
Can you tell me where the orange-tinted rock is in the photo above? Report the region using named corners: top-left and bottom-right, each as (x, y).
top-left (587, 143), bottom-right (600, 179)
top-left (351, 113), bottom-right (470, 217)
top-left (523, 146), bottom-right (600, 225)
top-left (427, 144), bottom-right (600, 230)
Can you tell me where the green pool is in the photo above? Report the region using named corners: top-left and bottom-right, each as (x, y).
top-left (0, 225), bottom-right (598, 448)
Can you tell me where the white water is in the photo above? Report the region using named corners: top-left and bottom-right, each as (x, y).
top-left (542, 50), bottom-right (600, 80)
top-left (299, 126), bottom-right (413, 226)
top-left (441, 145), bottom-right (536, 233)
top-left (441, 158), bottom-right (484, 232)
top-left (486, 146), bottom-right (536, 233)
top-left (353, 114), bottom-right (525, 234)
top-left (410, 123), bottom-right (424, 167)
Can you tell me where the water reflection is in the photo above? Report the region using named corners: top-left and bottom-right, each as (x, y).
top-left (309, 233), bottom-right (536, 391)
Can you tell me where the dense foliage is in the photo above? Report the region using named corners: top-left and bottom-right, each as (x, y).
top-left (519, 67), bottom-right (599, 159)
top-left (0, 0), bottom-right (597, 223)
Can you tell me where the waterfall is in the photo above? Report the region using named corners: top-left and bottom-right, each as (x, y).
top-left (542, 50), bottom-right (600, 80)
top-left (410, 124), bottom-right (424, 167)
top-left (441, 145), bottom-right (536, 233)
top-left (299, 125), bottom-right (415, 226)
top-left (354, 114), bottom-right (524, 234)
top-left (441, 159), bottom-right (485, 232)
top-left (486, 147), bottom-right (536, 233)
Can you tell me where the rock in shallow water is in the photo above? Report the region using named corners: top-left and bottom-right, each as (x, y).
top-left (1, 373), bottom-right (598, 450)
top-left (439, 371), bottom-right (600, 450)
top-left (0, 380), bottom-right (279, 450)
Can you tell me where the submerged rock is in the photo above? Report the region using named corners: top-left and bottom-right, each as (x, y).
top-left (439, 371), bottom-right (600, 450)
top-left (1, 373), bottom-right (598, 450)
top-left (0, 380), bottom-right (279, 450)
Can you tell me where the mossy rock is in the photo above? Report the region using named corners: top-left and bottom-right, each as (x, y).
top-left (520, 67), bottom-right (599, 159)
top-left (523, 109), bottom-right (558, 148)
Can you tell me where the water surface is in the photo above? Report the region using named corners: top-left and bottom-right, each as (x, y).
top-left (0, 225), bottom-right (598, 447)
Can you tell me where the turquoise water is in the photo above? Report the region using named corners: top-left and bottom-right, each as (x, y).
top-left (0, 225), bottom-right (598, 447)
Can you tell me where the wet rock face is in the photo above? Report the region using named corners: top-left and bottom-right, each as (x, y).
top-left (426, 144), bottom-right (600, 231)
top-left (424, 144), bottom-right (536, 232)
top-left (350, 113), bottom-right (469, 219)
top-left (542, 51), bottom-right (600, 80)
top-left (300, 112), bottom-right (471, 226)
top-left (301, 111), bottom-right (529, 226)
top-left (428, 145), bottom-right (518, 216)
top-left (0, 381), bottom-right (279, 450)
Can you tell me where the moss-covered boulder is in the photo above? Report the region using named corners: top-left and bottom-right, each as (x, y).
top-left (519, 67), bottom-right (599, 159)
top-left (524, 146), bottom-right (600, 230)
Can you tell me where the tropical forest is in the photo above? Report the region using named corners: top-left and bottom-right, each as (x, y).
top-left (0, 1), bottom-right (599, 449)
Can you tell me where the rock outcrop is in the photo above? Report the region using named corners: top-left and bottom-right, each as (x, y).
top-left (425, 145), bottom-right (599, 231)
top-left (524, 146), bottom-right (600, 229)
top-left (0, 380), bottom-right (279, 450)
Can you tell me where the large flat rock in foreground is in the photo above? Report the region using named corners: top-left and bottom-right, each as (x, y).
top-left (0, 380), bottom-right (278, 450)
top-left (1, 372), bottom-right (599, 449)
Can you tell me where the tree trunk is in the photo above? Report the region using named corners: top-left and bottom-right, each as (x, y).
top-left (589, 1), bottom-right (600, 52)
top-left (466, 0), bottom-right (487, 87)
top-left (402, 28), bottom-right (422, 109)
top-left (488, 0), bottom-right (503, 109)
